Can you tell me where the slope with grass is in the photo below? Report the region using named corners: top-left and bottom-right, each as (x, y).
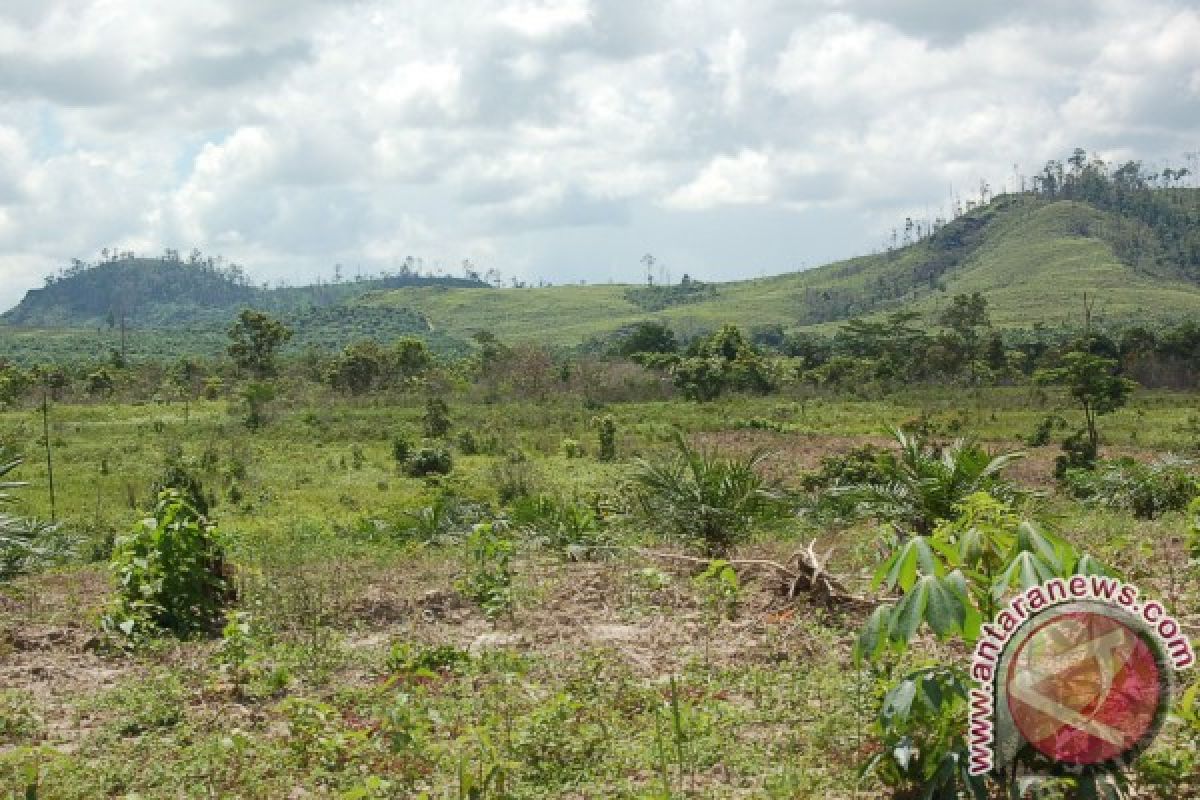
top-left (5, 191), bottom-right (1200, 362)
top-left (354, 193), bottom-right (1200, 344)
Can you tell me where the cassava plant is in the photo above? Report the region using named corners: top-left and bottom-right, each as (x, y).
top-left (104, 489), bottom-right (229, 640)
top-left (856, 491), bottom-right (1120, 799)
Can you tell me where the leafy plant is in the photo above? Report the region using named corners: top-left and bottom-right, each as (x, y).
top-left (392, 433), bottom-right (413, 465)
top-left (1063, 456), bottom-right (1197, 518)
top-left (692, 559), bottom-right (740, 621)
top-left (0, 447), bottom-right (61, 582)
top-left (594, 415), bottom-right (617, 462)
top-left (632, 432), bottom-right (781, 553)
top-left (856, 491), bottom-right (1116, 798)
top-left (385, 642), bottom-right (470, 678)
top-left (835, 427), bottom-right (1023, 536)
top-left (423, 394), bottom-right (452, 438)
top-left (510, 494), bottom-right (608, 558)
top-left (148, 455), bottom-right (211, 516)
top-left (490, 449), bottom-right (539, 503)
top-left (237, 381), bottom-right (276, 430)
top-left (405, 445), bottom-right (453, 478)
top-left (104, 490), bottom-right (228, 640)
top-left (457, 522), bottom-right (514, 622)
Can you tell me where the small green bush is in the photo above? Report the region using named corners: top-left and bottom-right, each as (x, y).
top-left (103, 490), bottom-right (228, 640)
top-left (491, 449), bottom-right (539, 504)
top-left (405, 445), bottom-right (453, 477)
top-left (595, 415), bottom-right (617, 462)
top-left (456, 522), bottom-right (513, 621)
top-left (1063, 457), bottom-right (1197, 518)
top-left (457, 430), bottom-right (479, 455)
top-left (392, 433), bottom-right (413, 465)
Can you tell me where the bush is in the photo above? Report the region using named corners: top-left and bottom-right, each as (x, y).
top-left (405, 445), bottom-right (453, 478)
top-left (1062, 457), bottom-right (1198, 518)
top-left (594, 415), bottom-right (617, 462)
top-left (491, 449), bottom-right (539, 503)
top-left (423, 395), bottom-right (451, 438)
top-left (798, 444), bottom-right (894, 520)
top-left (1055, 427), bottom-right (1097, 478)
top-left (392, 433), bottom-right (413, 465)
top-left (834, 428), bottom-right (1023, 536)
top-left (1024, 413), bottom-right (1067, 447)
top-left (631, 432), bottom-right (782, 553)
top-left (456, 522), bottom-right (513, 621)
top-left (510, 494), bottom-right (608, 558)
top-left (149, 457), bottom-right (211, 516)
top-left (1, 446), bottom-right (62, 581)
top-left (104, 490), bottom-right (228, 640)
top-left (456, 430), bottom-right (479, 455)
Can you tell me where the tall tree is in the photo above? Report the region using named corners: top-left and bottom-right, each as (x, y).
top-left (227, 310), bottom-right (292, 379)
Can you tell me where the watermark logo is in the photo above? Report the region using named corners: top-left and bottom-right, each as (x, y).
top-left (968, 576), bottom-right (1194, 776)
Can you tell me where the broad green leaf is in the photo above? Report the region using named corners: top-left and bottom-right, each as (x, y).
top-left (854, 603), bottom-right (894, 665)
top-left (1073, 552), bottom-right (1115, 577)
top-left (881, 679), bottom-right (917, 727)
top-left (994, 551), bottom-right (1058, 600)
top-left (875, 537), bottom-right (941, 592)
top-left (890, 574), bottom-right (966, 644)
top-left (921, 575), bottom-right (968, 638)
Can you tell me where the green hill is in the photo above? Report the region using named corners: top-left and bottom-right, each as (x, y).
top-left (352, 192), bottom-right (1200, 344)
top-left (1, 255), bottom-right (487, 329)
top-left (3, 180), bottom-right (1200, 362)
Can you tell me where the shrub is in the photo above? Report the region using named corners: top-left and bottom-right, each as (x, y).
top-left (1063, 457), bottom-right (1197, 518)
top-left (835, 428), bottom-right (1023, 536)
top-left (405, 445), bottom-right (453, 478)
top-left (510, 494), bottom-right (608, 558)
top-left (561, 438), bottom-right (583, 458)
top-left (491, 449), bottom-right (539, 503)
top-left (1024, 413), bottom-right (1068, 447)
top-left (456, 522), bottom-right (513, 621)
top-left (798, 443), bottom-right (894, 520)
top-left (149, 457), bottom-right (210, 516)
top-left (423, 395), bottom-right (451, 438)
top-left (104, 490), bottom-right (228, 640)
top-left (631, 432), bottom-right (782, 553)
top-left (457, 430), bottom-right (479, 455)
top-left (392, 433), bottom-right (413, 465)
top-left (594, 415), bottom-right (617, 462)
top-left (1055, 427), bottom-right (1098, 478)
top-left (1, 446), bottom-right (61, 581)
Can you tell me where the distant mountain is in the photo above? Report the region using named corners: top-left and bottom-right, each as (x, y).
top-left (1, 255), bottom-right (487, 328)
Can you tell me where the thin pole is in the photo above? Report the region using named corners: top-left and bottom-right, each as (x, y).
top-left (42, 383), bottom-right (56, 522)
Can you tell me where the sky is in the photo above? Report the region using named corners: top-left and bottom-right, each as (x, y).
top-left (1, 0), bottom-right (1198, 311)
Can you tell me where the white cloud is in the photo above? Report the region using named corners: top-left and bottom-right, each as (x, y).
top-left (0, 0), bottom-right (1198, 311)
top-left (665, 150), bottom-right (775, 210)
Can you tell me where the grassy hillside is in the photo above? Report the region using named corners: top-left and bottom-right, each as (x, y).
top-left (354, 195), bottom-right (1200, 344)
top-left (5, 191), bottom-right (1200, 362)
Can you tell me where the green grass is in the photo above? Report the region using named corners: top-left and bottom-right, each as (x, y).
top-left (1, 386), bottom-right (1198, 798)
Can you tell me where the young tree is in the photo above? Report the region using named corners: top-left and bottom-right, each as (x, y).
top-left (1036, 351), bottom-right (1136, 459)
top-left (227, 310), bottom-right (292, 379)
top-left (618, 321), bottom-right (678, 357)
top-left (939, 292), bottom-right (990, 380)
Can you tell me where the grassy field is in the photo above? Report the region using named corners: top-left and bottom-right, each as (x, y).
top-left (0, 384), bottom-right (1198, 798)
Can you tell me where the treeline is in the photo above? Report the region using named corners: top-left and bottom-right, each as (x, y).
top-left (7, 292), bottom-right (1200, 417)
